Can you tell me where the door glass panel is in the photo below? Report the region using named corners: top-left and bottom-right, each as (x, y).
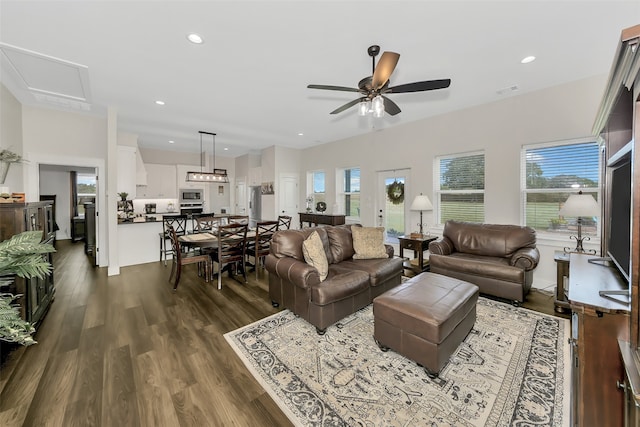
top-left (378, 170), bottom-right (409, 244)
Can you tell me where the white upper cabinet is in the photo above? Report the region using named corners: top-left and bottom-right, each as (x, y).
top-left (249, 167), bottom-right (262, 186)
top-left (137, 164), bottom-right (177, 198)
top-left (117, 146), bottom-right (137, 198)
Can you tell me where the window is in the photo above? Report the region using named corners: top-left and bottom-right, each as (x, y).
top-left (310, 171), bottom-right (326, 205)
top-left (434, 152), bottom-right (485, 224)
top-left (522, 140), bottom-right (600, 234)
top-left (344, 167), bottom-right (360, 217)
top-left (76, 173), bottom-right (96, 216)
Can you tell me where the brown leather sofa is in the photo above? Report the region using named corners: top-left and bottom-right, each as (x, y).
top-left (265, 224), bottom-right (403, 333)
top-left (428, 220), bottom-right (540, 304)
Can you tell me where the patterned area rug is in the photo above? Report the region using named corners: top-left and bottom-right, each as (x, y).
top-left (224, 298), bottom-right (570, 426)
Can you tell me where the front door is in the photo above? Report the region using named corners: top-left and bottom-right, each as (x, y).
top-left (279, 173), bottom-right (298, 219)
top-left (377, 169), bottom-right (410, 243)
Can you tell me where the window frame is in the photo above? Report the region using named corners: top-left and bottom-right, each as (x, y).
top-left (338, 167), bottom-right (360, 220)
top-left (520, 137), bottom-right (602, 237)
top-left (433, 150), bottom-right (485, 225)
top-left (307, 170), bottom-right (326, 205)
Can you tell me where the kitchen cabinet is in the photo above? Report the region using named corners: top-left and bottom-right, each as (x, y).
top-left (137, 163), bottom-right (177, 198)
top-left (117, 146), bottom-right (137, 197)
top-left (0, 202), bottom-right (56, 326)
top-left (249, 167), bottom-right (262, 186)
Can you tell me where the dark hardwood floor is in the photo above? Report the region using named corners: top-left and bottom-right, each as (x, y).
top-left (0, 241), bottom-right (565, 426)
top-left (0, 240), bottom-right (292, 427)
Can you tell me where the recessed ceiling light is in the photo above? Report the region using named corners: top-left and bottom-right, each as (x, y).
top-left (168, 140), bottom-right (175, 144)
top-left (187, 33), bottom-right (204, 44)
top-left (224, 147), bottom-right (228, 151)
top-left (521, 56), bottom-right (536, 64)
top-left (298, 132), bottom-right (304, 136)
top-left (155, 100), bottom-right (165, 105)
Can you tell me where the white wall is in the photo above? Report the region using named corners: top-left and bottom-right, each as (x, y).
top-left (298, 74), bottom-right (607, 289)
top-left (21, 105), bottom-right (109, 267)
top-left (0, 83), bottom-right (24, 191)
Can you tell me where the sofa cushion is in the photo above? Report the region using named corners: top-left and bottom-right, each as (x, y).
top-left (352, 227), bottom-right (388, 259)
top-left (444, 221), bottom-right (537, 258)
top-left (336, 257), bottom-right (404, 287)
top-left (302, 231), bottom-right (329, 281)
top-left (429, 252), bottom-right (525, 283)
top-left (310, 270), bottom-right (370, 306)
top-left (325, 225), bottom-right (357, 263)
top-left (271, 228), bottom-right (330, 261)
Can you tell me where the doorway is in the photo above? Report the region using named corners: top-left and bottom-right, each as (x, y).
top-left (377, 169), bottom-right (410, 243)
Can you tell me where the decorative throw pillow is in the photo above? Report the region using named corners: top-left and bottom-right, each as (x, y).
top-left (352, 227), bottom-right (388, 259)
top-left (302, 231), bottom-right (329, 281)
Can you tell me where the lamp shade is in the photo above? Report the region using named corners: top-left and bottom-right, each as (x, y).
top-left (410, 194), bottom-right (433, 211)
top-left (558, 192), bottom-right (599, 217)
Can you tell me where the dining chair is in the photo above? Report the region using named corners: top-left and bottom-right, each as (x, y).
top-left (277, 215), bottom-right (292, 230)
top-left (167, 225), bottom-right (212, 291)
top-left (228, 215), bottom-right (249, 225)
top-left (160, 214), bottom-right (188, 265)
top-left (211, 223), bottom-right (248, 290)
top-left (246, 220), bottom-right (278, 279)
top-left (194, 215), bottom-right (221, 233)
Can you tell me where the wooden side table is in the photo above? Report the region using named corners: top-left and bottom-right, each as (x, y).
top-left (554, 250), bottom-right (570, 313)
top-left (398, 234), bottom-right (438, 274)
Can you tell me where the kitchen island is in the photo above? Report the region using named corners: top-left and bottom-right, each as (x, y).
top-left (117, 217), bottom-right (165, 267)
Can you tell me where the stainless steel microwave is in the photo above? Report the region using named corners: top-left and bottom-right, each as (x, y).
top-left (179, 188), bottom-right (203, 203)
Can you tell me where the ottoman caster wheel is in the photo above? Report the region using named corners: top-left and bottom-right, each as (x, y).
top-left (423, 367), bottom-right (439, 379)
top-left (374, 338), bottom-right (389, 352)
top-left (316, 327), bottom-right (326, 335)
top-left (271, 301), bottom-right (280, 308)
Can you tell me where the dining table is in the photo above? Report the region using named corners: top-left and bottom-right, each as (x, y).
top-left (178, 230), bottom-right (257, 250)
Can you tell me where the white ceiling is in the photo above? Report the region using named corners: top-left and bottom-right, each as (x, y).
top-left (1, 1), bottom-right (638, 158)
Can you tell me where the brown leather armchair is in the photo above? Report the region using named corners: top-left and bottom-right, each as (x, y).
top-left (428, 220), bottom-right (540, 304)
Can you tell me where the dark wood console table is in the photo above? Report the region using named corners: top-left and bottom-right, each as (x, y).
top-left (298, 213), bottom-right (345, 228)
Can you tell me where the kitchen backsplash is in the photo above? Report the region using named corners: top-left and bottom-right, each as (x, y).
top-left (132, 198), bottom-right (179, 214)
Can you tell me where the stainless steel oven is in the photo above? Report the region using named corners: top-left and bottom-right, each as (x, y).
top-left (180, 203), bottom-right (203, 216)
top-left (179, 188), bottom-right (204, 204)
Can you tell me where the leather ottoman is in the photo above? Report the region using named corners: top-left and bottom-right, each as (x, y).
top-left (373, 272), bottom-right (479, 377)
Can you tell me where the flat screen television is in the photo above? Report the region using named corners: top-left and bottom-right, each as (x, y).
top-left (606, 145), bottom-right (632, 283)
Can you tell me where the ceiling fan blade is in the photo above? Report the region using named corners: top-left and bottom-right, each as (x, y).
top-left (372, 51), bottom-right (400, 90)
top-left (308, 84), bottom-right (360, 93)
top-left (382, 96), bottom-right (401, 116)
top-left (330, 97), bottom-right (365, 115)
top-left (387, 79), bottom-right (451, 93)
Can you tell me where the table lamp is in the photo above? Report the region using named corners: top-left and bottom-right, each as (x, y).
top-left (558, 191), bottom-right (599, 254)
top-left (410, 193), bottom-right (433, 236)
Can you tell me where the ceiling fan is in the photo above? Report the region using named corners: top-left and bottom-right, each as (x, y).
top-left (307, 45), bottom-right (451, 117)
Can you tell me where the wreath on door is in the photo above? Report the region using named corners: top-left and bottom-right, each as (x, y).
top-left (386, 180), bottom-right (404, 205)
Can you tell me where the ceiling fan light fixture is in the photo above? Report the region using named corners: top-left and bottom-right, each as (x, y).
top-left (358, 100), bottom-right (369, 116)
top-left (372, 95), bottom-right (384, 117)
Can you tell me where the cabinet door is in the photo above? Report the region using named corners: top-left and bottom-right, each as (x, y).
top-left (117, 146), bottom-right (137, 197)
top-left (138, 164), bottom-right (177, 198)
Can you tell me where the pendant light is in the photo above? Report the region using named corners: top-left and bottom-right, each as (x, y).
top-left (186, 131), bottom-right (229, 183)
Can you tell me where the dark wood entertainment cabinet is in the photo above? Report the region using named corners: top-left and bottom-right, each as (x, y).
top-left (589, 23), bottom-right (640, 427)
top-left (0, 202), bottom-right (56, 326)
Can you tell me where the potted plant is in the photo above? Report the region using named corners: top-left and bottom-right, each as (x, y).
top-left (0, 231), bottom-right (55, 346)
top-left (118, 192), bottom-right (129, 201)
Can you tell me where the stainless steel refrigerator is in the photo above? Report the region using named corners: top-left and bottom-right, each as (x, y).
top-left (248, 186), bottom-right (261, 228)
